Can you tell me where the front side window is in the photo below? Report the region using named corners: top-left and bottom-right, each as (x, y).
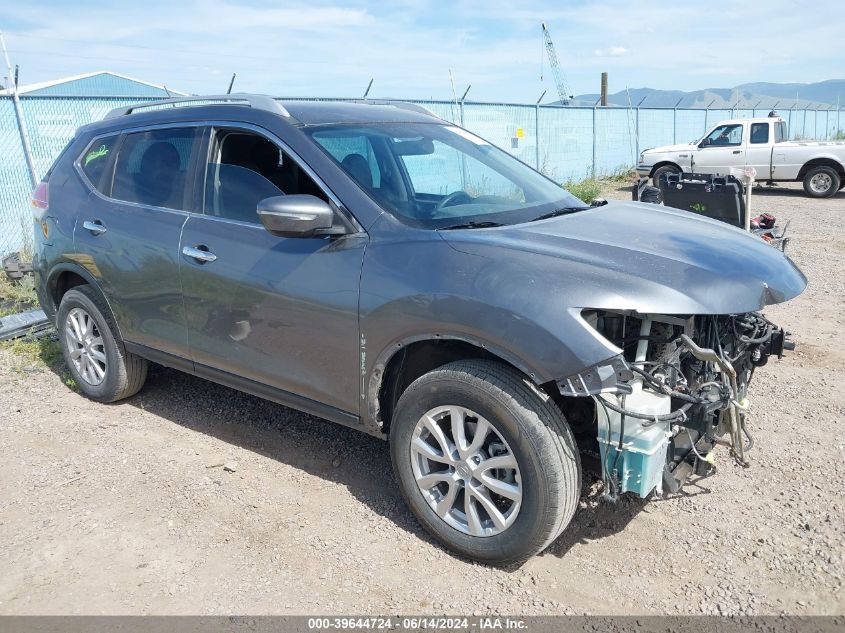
top-left (309, 123), bottom-right (584, 229)
top-left (80, 135), bottom-right (119, 194)
top-left (203, 130), bottom-right (328, 224)
top-left (750, 123), bottom-right (769, 144)
top-left (112, 128), bottom-right (201, 210)
top-left (703, 124), bottom-right (743, 147)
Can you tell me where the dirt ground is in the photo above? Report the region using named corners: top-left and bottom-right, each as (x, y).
top-left (1, 183), bottom-right (843, 616)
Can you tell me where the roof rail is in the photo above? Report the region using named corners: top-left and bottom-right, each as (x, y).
top-left (104, 93), bottom-right (291, 119)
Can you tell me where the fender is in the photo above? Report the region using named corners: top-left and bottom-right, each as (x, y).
top-left (43, 259), bottom-right (123, 339)
top-left (363, 330), bottom-right (552, 435)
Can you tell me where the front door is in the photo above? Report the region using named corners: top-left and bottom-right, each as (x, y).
top-left (692, 123), bottom-right (745, 175)
top-left (74, 125), bottom-right (203, 359)
top-left (179, 126), bottom-right (366, 415)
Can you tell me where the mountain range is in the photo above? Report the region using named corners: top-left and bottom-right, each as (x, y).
top-left (570, 79), bottom-right (845, 109)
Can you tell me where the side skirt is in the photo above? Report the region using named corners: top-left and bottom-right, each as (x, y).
top-left (123, 341), bottom-right (368, 435)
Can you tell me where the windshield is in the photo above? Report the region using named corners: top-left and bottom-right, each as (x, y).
top-left (306, 122), bottom-right (586, 228)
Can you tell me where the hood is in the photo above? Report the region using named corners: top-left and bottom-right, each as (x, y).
top-left (440, 201), bottom-right (807, 315)
top-left (643, 143), bottom-right (696, 154)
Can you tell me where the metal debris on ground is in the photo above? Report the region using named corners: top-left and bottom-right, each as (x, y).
top-left (0, 309), bottom-right (51, 341)
top-left (2, 252), bottom-right (33, 282)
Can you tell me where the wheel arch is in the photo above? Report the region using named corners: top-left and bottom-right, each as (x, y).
top-left (46, 263), bottom-right (123, 339)
top-left (797, 157), bottom-right (845, 180)
top-left (366, 333), bottom-right (552, 437)
top-left (649, 161), bottom-right (682, 177)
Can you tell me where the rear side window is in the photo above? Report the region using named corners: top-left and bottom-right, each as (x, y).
top-left (775, 122), bottom-right (787, 142)
top-left (80, 135), bottom-right (119, 193)
top-left (112, 128), bottom-right (201, 210)
top-left (750, 123), bottom-right (769, 144)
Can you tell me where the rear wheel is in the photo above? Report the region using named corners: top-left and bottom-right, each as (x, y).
top-left (57, 286), bottom-right (147, 402)
top-left (652, 164), bottom-right (680, 188)
top-left (389, 360), bottom-right (581, 565)
top-left (802, 166), bottom-right (840, 198)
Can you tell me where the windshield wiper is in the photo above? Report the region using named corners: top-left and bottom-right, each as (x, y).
top-left (438, 220), bottom-right (504, 230)
top-left (530, 206), bottom-right (591, 222)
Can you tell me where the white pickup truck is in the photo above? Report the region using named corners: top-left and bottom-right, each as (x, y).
top-left (636, 115), bottom-right (845, 198)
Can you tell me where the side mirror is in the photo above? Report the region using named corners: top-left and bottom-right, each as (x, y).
top-left (699, 138), bottom-right (712, 148)
top-left (257, 195), bottom-right (336, 238)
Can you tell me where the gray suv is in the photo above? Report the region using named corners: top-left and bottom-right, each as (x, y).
top-left (32, 95), bottom-right (806, 564)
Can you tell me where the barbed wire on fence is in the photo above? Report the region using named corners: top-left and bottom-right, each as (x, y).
top-left (1, 95), bottom-right (842, 256)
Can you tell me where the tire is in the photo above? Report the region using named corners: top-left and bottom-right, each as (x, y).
top-left (652, 164), bottom-right (680, 188)
top-left (802, 166), bottom-right (840, 198)
top-left (389, 359), bottom-right (581, 565)
top-left (57, 285), bottom-right (147, 402)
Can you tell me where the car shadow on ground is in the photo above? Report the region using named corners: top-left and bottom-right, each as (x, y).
top-left (544, 473), bottom-right (713, 559)
top-left (51, 359), bottom-right (661, 568)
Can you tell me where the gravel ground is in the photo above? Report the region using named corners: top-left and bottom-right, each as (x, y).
top-left (0, 183), bottom-right (843, 616)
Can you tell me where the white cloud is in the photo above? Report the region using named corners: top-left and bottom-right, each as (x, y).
top-left (0, 0), bottom-right (842, 102)
top-left (594, 46), bottom-right (630, 58)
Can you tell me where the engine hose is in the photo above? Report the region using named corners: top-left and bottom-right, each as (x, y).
top-left (596, 395), bottom-right (694, 423)
top-left (741, 419), bottom-right (755, 452)
top-left (732, 317), bottom-right (773, 344)
top-left (628, 367), bottom-right (705, 404)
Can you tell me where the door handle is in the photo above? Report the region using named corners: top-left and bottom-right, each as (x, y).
top-left (732, 150), bottom-right (741, 154)
top-left (182, 245), bottom-right (217, 263)
top-left (82, 220), bottom-right (107, 236)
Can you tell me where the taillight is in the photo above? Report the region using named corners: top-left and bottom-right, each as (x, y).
top-left (32, 181), bottom-right (49, 212)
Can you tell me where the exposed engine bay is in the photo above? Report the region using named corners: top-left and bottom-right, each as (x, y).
top-left (558, 310), bottom-right (794, 499)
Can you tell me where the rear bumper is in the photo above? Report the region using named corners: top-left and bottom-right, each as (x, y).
top-left (636, 164), bottom-right (652, 177)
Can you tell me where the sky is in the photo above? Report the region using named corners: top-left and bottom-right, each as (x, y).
top-left (1, 0), bottom-right (842, 102)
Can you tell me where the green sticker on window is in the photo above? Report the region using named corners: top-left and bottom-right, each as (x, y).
top-left (84, 144), bottom-right (109, 166)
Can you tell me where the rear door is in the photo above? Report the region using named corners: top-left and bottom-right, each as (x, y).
top-left (745, 121), bottom-right (773, 179)
top-left (74, 124), bottom-right (204, 360)
top-left (178, 123), bottom-right (366, 415)
top-left (692, 123), bottom-right (745, 175)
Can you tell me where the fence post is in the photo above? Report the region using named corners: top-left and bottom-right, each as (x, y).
top-left (673, 108), bottom-right (677, 144)
top-left (1, 33), bottom-right (37, 188)
top-left (635, 107), bottom-right (640, 161)
top-left (591, 106), bottom-right (597, 179)
top-left (534, 104), bottom-right (540, 170)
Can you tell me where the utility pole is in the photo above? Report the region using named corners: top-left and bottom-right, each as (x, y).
top-left (1, 32), bottom-right (37, 187)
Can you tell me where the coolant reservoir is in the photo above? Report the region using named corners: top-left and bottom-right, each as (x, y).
top-left (596, 388), bottom-right (672, 497)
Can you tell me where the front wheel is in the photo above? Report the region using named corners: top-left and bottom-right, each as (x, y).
top-left (802, 166), bottom-right (840, 198)
top-left (652, 164), bottom-right (680, 188)
top-left (389, 360), bottom-right (581, 565)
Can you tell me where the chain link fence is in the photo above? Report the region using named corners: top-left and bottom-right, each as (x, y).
top-left (2, 95), bottom-right (843, 256)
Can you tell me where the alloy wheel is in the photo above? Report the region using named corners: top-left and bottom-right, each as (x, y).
top-left (410, 405), bottom-right (522, 537)
top-left (65, 307), bottom-right (107, 386)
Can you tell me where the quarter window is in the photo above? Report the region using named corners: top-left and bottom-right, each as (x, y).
top-left (750, 123), bottom-right (769, 144)
top-left (112, 128), bottom-right (201, 210)
top-left (80, 135), bottom-right (119, 194)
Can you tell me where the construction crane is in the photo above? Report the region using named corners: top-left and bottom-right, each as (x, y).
top-left (540, 22), bottom-right (572, 105)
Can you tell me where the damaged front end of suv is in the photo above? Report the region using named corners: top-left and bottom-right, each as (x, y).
top-left (561, 309), bottom-right (794, 499)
